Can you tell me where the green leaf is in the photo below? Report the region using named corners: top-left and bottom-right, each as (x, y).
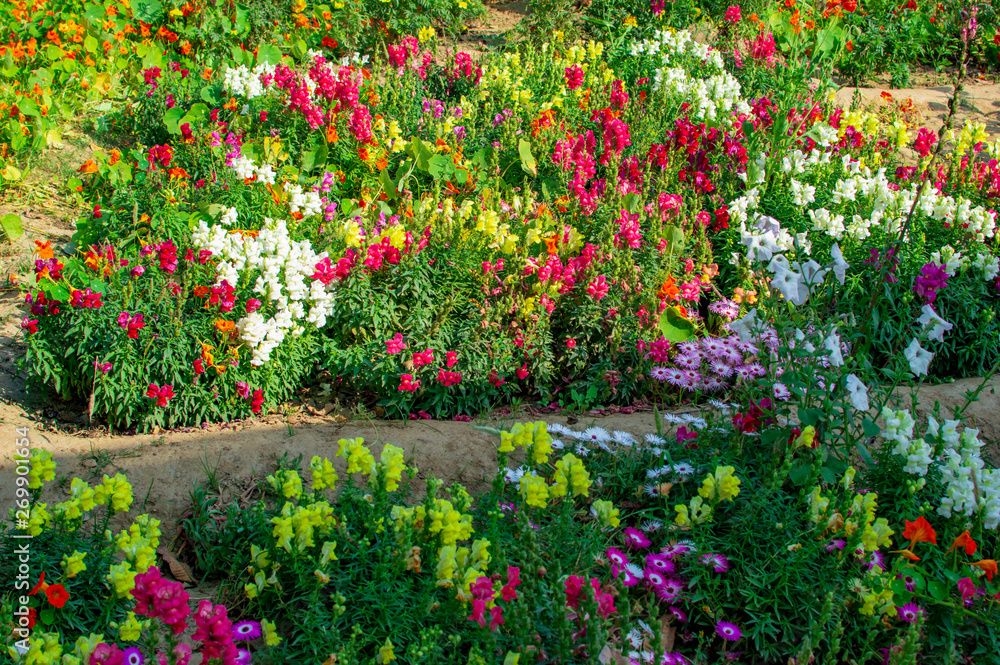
top-left (789, 459), bottom-right (811, 486)
top-left (291, 39), bottom-right (309, 61)
top-left (257, 44), bottom-right (283, 66)
top-left (658, 306), bottom-right (696, 343)
top-left (428, 154), bottom-right (449, 180)
top-left (861, 418), bottom-right (881, 438)
top-left (84, 34), bottom-right (98, 54)
top-left (182, 103), bottom-right (210, 124)
top-left (163, 107), bottom-right (184, 135)
top-left (1, 213), bottom-right (23, 241)
top-left (927, 580), bottom-right (948, 601)
top-left (854, 439), bottom-right (876, 468)
top-left (663, 225), bottom-right (685, 254)
top-left (379, 169), bottom-right (397, 198)
top-left (200, 86), bottom-right (222, 107)
top-left (798, 408), bottom-right (824, 428)
top-left (517, 138), bottom-right (537, 176)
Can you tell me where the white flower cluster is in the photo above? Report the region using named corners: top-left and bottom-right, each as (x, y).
top-left (222, 63), bottom-right (275, 99)
top-left (930, 245), bottom-right (1000, 283)
top-left (630, 30), bottom-right (749, 122)
top-left (883, 409), bottom-right (1000, 529)
top-left (285, 184), bottom-right (324, 218)
top-left (192, 217), bottom-right (334, 365)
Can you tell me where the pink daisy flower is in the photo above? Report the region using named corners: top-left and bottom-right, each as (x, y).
top-left (674, 353), bottom-right (702, 370)
top-left (644, 568), bottom-right (668, 588)
top-left (710, 361), bottom-right (734, 377)
top-left (664, 368), bottom-right (686, 386)
top-left (645, 553), bottom-right (675, 573)
top-left (668, 606), bottom-right (688, 622)
top-left (702, 375), bottom-right (729, 392)
top-left (680, 370), bottom-right (701, 390)
top-left (236, 648), bottom-right (252, 665)
top-left (661, 543), bottom-right (692, 559)
top-left (655, 578), bottom-right (685, 601)
top-left (715, 620), bottom-right (743, 641)
top-left (897, 602), bottom-right (924, 623)
top-left (700, 553), bottom-right (730, 573)
top-left (623, 527), bottom-right (651, 549)
top-left (606, 547), bottom-right (630, 567)
top-left (232, 620), bottom-right (262, 641)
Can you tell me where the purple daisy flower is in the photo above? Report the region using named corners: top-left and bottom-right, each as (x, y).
top-left (734, 365), bottom-right (756, 381)
top-left (720, 346), bottom-right (743, 364)
top-left (649, 366), bottom-right (671, 381)
top-left (679, 370), bottom-right (701, 390)
top-left (701, 337), bottom-right (726, 356)
top-left (623, 527), bottom-right (652, 549)
top-left (715, 620), bottom-right (743, 641)
top-left (897, 602), bottom-right (924, 623)
top-left (645, 553), bottom-right (676, 573)
top-left (655, 577), bottom-right (685, 601)
top-left (618, 564), bottom-right (642, 587)
top-left (702, 375), bottom-right (728, 392)
top-left (236, 648), bottom-right (253, 665)
top-left (232, 620), bottom-right (262, 641)
top-left (668, 606), bottom-right (688, 622)
top-left (708, 299), bottom-right (739, 320)
top-left (606, 547), bottom-right (630, 567)
top-left (674, 353), bottom-right (702, 370)
top-left (743, 362), bottom-right (765, 377)
top-left (825, 539), bottom-right (846, 552)
top-left (662, 653), bottom-right (689, 665)
top-left (676, 341), bottom-right (701, 354)
top-left (700, 553), bottom-right (730, 573)
top-left (122, 648), bottom-right (144, 665)
top-left (710, 361), bottom-right (734, 377)
top-left (664, 368), bottom-right (686, 386)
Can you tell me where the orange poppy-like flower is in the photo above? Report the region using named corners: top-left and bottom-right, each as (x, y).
top-left (889, 548), bottom-right (921, 562)
top-left (77, 160), bottom-right (98, 173)
top-left (375, 156), bottom-right (388, 171)
top-left (109, 149), bottom-right (121, 166)
top-left (180, 40), bottom-right (191, 55)
top-left (543, 235), bottom-right (559, 255)
top-left (845, 40), bottom-right (853, 51)
top-left (325, 124), bottom-right (338, 144)
top-left (658, 275), bottom-right (679, 301)
top-left (35, 240), bottom-right (54, 260)
top-left (223, 97), bottom-right (238, 112)
top-left (966, 559), bottom-right (997, 582)
top-left (880, 91), bottom-right (894, 103)
top-left (435, 139), bottom-right (450, 154)
top-left (201, 68), bottom-right (213, 80)
top-left (949, 531), bottom-right (977, 557)
top-left (45, 584), bottom-right (69, 608)
top-left (215, 320), bottom-right (235, 333)
top-left (167, 167), bottom-right (189, 179)
top-left (192, 285), bottom-right (210, 298)
top-left (902, 516), bottom-right (937, 547)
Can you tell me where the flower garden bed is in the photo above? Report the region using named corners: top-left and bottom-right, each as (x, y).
top-left (2, 0), bottom-right (1000, 663)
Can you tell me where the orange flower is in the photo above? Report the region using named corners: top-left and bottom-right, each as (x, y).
top-left (658, 276), bottom-right (679, 301)
top-left (902, 516), bottom-right (937, 547)
top-left (34, 240), bottom-right (53, 260)
top-left (77, 160), bottom-right (98, 173)
top-left (215, 320), bottom-right (235, 333)
top-left (880, 91), bottom-right (894, 103)
top-left (966, 559), bottom-right (997, 582)
top-left (201, 68), bottom-right (213, 80)
top-left (543, 235), bottom-right (559, 255)
top-left (192, 285), bottom-right (210, 298)
top-left (167, 167), bottom-right (189, 179)
top-left (949, 531), bottom-right (977, 556)
top-left (889, 549), bottom-right (921, 562)
top-left (28, 572), bottom-right (49, 596)
top-left (845, 40), bottom-right (853, 51)
top-left (325, 124), bottom-right (338, 144)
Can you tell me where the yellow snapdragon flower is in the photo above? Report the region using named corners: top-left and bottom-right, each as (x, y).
top-left (310, 457), bottom-right (338, 491)
top-left (61, 551), bottom-right (87, 578)
top-left (591, 499), bottom-right (620, 528)
top-left (519, 474), bottom-right (549, 508)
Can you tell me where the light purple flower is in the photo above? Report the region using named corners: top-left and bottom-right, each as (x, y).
top-left (715, 620), bottom-right (743, 641)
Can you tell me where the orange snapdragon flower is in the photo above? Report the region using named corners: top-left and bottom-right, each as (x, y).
top-left (949, 531), bottom-right (977, 556)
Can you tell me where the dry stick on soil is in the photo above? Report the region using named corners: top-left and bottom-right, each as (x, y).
top-left (856, 8), bottom-right (973, 350)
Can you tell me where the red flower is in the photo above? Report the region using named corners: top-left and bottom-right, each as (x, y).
top-left (566, 338), bottom-right (577, 349)
top-left (251, 389), bottom-right (264, 414)
top-left (902, 516), bottom-right (937, 547)
top-left (28, 572), bottom-right (48, 596)
top-left (949, 531), bottom-right (978, 557)
top-left (193, 358), bottom-right (205, 375)
top-left (145, 383), bottom-right (175, 407)
top-left (45, 584), bottom-right (69, 608)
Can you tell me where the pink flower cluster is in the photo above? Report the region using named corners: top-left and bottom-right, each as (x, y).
top-left (564, 575), bottom-right (616, 618)
top-left (132, 567), bottom-right (191, 634)
top-left (467, 566), bottom-right (520, 631)
top-left (192, 600), bottom-right (240, 665)
top-left (116, 311), bottom-right (146, 339)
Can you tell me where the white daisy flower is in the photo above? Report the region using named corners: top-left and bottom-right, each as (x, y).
top-left (644, 433), bottom-right (666, 445)
top-left (584, 427), bottom-right (612, 443)
top-left (613, 431), bottom-right (637, 446)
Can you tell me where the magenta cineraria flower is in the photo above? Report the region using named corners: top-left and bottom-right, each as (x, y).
top-left (645, 553), bottom-right (675, 573)
top-left (623, 527), bottom-right (652, 549)
top-left (619, 563), bottom-right (643, 587)
top-left (122, 647), bottom-right (144, 665)
top-left (606, 547), bottom-right (630, 567)
top-left (701, 553), bottom-right (730, 573)
top-left (668, 606), bottom-right (688, 622)
top-left (232, 620), bottom-right (262, 641)
top-left (655, 578), bottom-right (685, 602)
top-left (715, 620), bottom-right (743, 641)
